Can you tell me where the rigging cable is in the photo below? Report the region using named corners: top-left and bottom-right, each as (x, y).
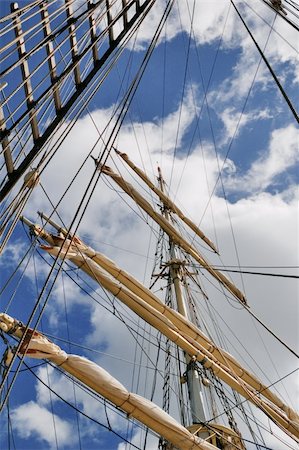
top-left (172, 0), bottom-right (232, 256)
top-left (244, 303), bottom-right (299, 359)
top-left (1, 0), bottom-right (298, 446)
top-left (0, 0), bottom-right (175, 256)
top-left (0, 3), bottom-right (113, 158)
top-left (192, 6), bottom-right (278, 271)
top-left (197, 265), bottom-right (299, 279)
top-left (231, 0), bottom-right (299, 124)
top-left (5, 379), bottom-right (16, 450)
top-left (1, 278), bottom-right (181, 449)
top-left (32, 250), bottom-right (59, 450)
top-left (168, 0), bottom-right (195, 191)
top-left (184, 263), bottom-right (267, 447)
top-left (259, 0), bottom-right (299, 30)
top-left (189, 276), bottom-right (297, 410)
top-left (30, 0), bottom-right (168, 234)
top-left (37, 228), bottom-right (203, 432)
top-left (204, 366), bottom-right (299, 450)
top-left (99, 0), bottom-right (177, 159)
top-left (188, 227), bottom-right (299, 359)
top-left (61, 271), bottom-right (82, 450)
top-left (245, 1), bottom-right (299, 52)
top-left (0, 0), bottom-right (157, 209)
top-left (26, 232), bottom-right (166, 355)
top-left (135, 220), bottom-right (158, 450)
top-left (29, 8), bottom-right (181, 403)
top-left (0, 0), bottom-right (46, 25)
top-left (0, 1), bottom-right (141, 252)
top-left (185, 260), bottom-right (299, 426)
top-left (22, 361), bottom-right (144, 450)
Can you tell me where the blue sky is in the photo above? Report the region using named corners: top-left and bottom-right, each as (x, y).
top-left (0, 1), bottom-right (298, 449)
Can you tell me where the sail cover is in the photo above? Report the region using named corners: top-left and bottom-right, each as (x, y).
top-left (37, 237), bottom-right (299, 442)
top-left (114, 150), bottom-right (218, 253)
top-left (0, 313), bottom-right (217, 450)
top-left (99, 164), bottom-right (247, 305)
top-left (20, 221), bottom-right (299, 443)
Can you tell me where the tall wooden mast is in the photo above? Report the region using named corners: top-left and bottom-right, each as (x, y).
top-left (157, 166), bottom-right (208, 427)
top-left (155, 167), bottom-right (247, 449)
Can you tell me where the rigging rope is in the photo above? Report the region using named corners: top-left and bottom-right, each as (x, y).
top-left (1, 1), bottom-right (298, 448)
top-left (169, 1), bottom-right (194, 192)
top-left (231, 0), bottom-right (299, 123)
top-left (244, 304), bottom-right (299, 359)
top-left (260, 0), bottom-right (299, 30)
top-left (61, 272), bottom-right (82, 450)
top-left (0, 0), bottom-right (119, 143)
top-left (198, 266), bottom-right (299, 279)
top-left (23, 360), bottom-right (144, 450)
top-left (1, 3), bottom-right (156, 257)
top-left (245, 1), bottom-right (299, 52)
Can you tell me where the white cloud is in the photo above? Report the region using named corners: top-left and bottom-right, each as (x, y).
top-left (225, 124), bottom-right (299, 193)
top-left (0, 239), bottom-right (28, 269)
top-left (6, 136), bottom-right (296, 450)
top-left (118, 427), bottom-right (159, 450)
top-left (178, 1), bottom-right (236, 46)
top-left (219, 106), bottom-right (273, 147)
top-left (11, 401), bottom-right (75, 449)
top-left (116, 84), bottom-right (198, 156)
top-left (201, 1), bottom-right (299, 123)
top-left (2, 2), bottom-right (298, 448)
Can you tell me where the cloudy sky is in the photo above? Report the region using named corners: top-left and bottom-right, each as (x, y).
top-left (0, 0), bottom-right (298, 449)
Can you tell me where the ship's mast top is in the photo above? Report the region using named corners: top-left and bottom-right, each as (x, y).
top-left (157, 166), bottom-right (209, 427)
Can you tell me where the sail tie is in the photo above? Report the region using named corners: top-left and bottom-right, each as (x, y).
top-left (21, 224), bottom-right (299, 441)
top-left (0, 312), bottom-right (219, 450)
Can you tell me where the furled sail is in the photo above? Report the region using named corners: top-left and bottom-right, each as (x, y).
top-left (74, 240), bottom-right (299, 428)
top-left (113, 149), bottom-right (218, 253)
top-left (0, 313), bottom-right (217, 450)
top-left (98, 164), bottom-right (247, 306)
top-left (31, 221), bottom-right (296, 429)
top-left (32, 228), bottom-right (298, 442)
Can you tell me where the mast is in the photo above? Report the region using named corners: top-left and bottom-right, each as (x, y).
top-left (98, 164), bottom-right (247, 306)
top-left (2, 212), bottom-right (297, 448)
top-left (1, 1), bottom-right (298, 449)
top-left (154, 168), bottom-right (250, 450)
top-left (157, 166), bottom-right (208, 430)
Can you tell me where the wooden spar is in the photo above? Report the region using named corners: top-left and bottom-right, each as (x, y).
top-left (22, 217), bottom-right (299, 438)
top-left (32, 223), bottom-right (298, 430)
top-left (0, 0), bottom-right (158, 203)
top-left (106, 0), bottom-right (114, 45)
top-left (24, 218), bottom-right (298, 438)
top-left (88, 0), bottom-right (99, 64)
top-left (24, 216), bottom-right (298, 428)
top-left (78, 247), bottom-right (298, 425)
top-left (0, 102), bottom-right (14, 175)
top-left (114, 149), bottom-right (218, 253)
top-left (0, 314), bottom-right (216, 450)
top-left (99, 164), bottom-right (247, 305)
top-left (39, 242), bottom-right (299, 441)
top-left (122, 0), bottom-right (128, 29)
top-left (11, 2), bottom-right (40, 143)
top-left (65, 0), bottom-right (81, 87)
top-left (39, 2), bottom-right (62, 112)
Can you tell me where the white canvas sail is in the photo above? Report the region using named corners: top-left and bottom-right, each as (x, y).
top-left (34, 231), bottom-right (299, 441)
top-left (0, 313), bottom-right (217, 450)
top-left (0, 1), bottom-right (298, 449)
top-left (99, 164), bottom-right (247, 305)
